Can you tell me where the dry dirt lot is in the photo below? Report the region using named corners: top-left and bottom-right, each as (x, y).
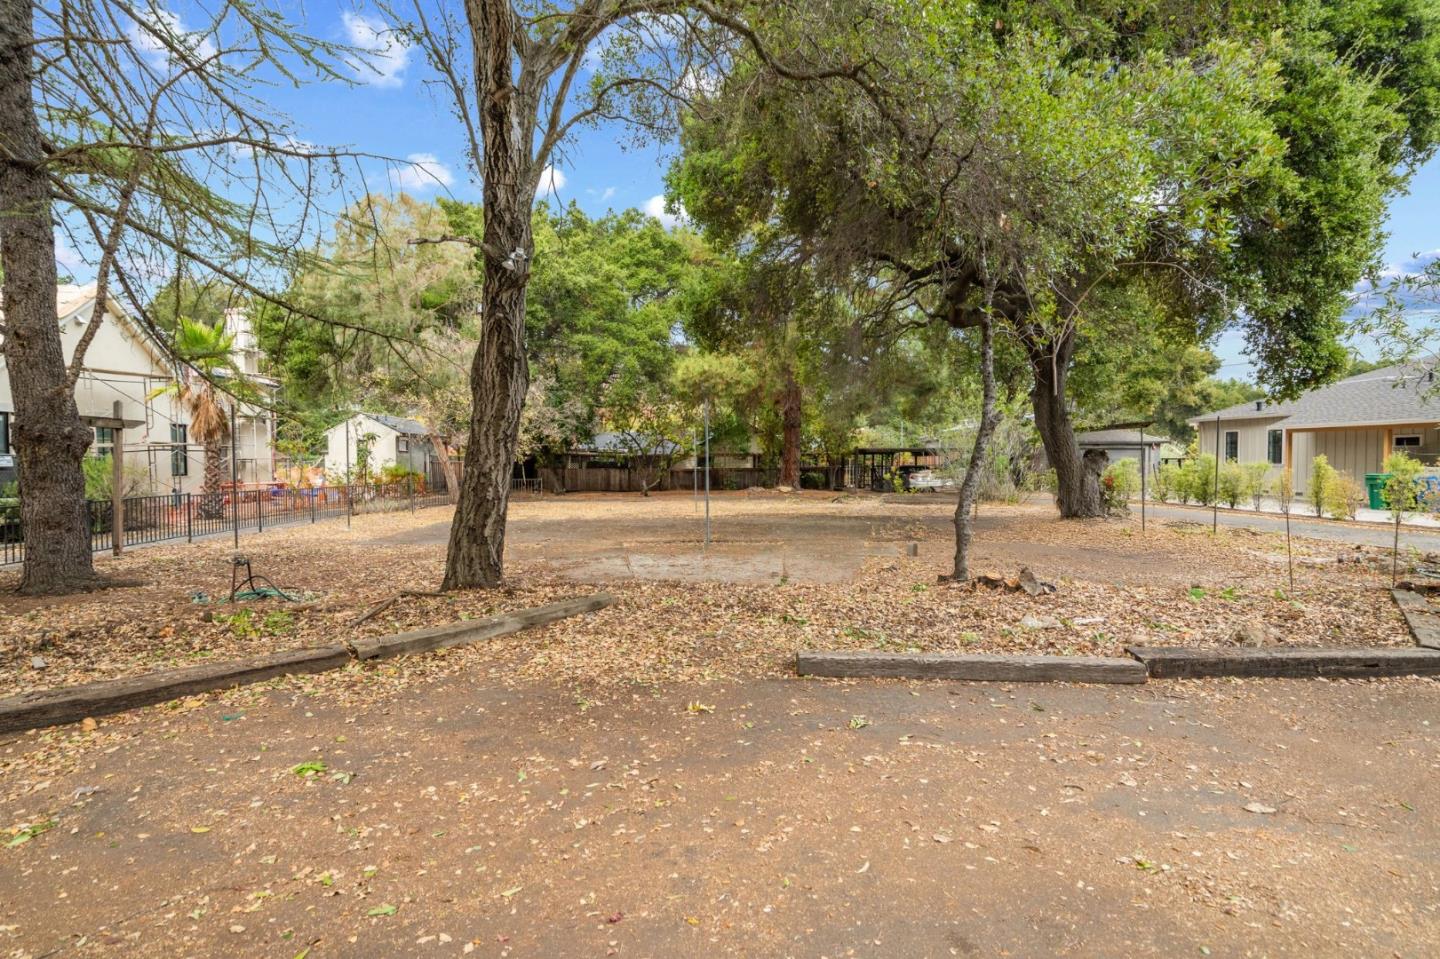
top-left (2, 492), bottom-right (1438, 958)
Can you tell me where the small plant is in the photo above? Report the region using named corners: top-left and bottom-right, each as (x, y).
top-left (1153, 463), bottom-right (1179, 503)
top-left (1275, 467), bottom-right (1296, 592)
top-left (1217, 460), bottom-right (1247, 509)
top-left (291, 760), bottom-right (328, 778)
top-left (262, 610), bottom-right (295, 634)
top-left (1188, 586), bottom-right (1206, 600)
top-left (1101, 459), bottom-right (1140, 515)
top-left (1308, 455), bottom-right (1336, 517)
top-left (1325, 470), bottom-right (1364, 520)
top-left (1243, 463), bottom-right (1271, 510)
top-left (1182, 454), bottom-right (1218, 506)
top-left (848, 715), bottom-right (870, 730)
top-left (1383, 452), bottom-right (1426, 585)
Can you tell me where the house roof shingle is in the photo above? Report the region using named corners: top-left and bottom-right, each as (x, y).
top-left (362, 412), bottom-right (431, 436)
top-left (1190, 365), bottom-right (1440, 429)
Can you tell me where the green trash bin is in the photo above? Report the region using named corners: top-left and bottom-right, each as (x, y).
top-left (1364, 473), bottom-right (1389, 510)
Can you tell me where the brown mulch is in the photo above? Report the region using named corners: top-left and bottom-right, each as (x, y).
top-left (0, 496), bottom-right (1413, 702)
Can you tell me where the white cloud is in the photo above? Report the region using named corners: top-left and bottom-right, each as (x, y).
top-left (600, 186), bottom-right (617, 202)
top-left (645, 194), bottom-right (685, 229)
top-left (342, 11), bottom-right (410, 88)
top-left (396, 153), bottom-right (454, 191)
top-left (128, 9), bottom-right (218, 69)
top-left (539, 165), bottom-right (567, 195)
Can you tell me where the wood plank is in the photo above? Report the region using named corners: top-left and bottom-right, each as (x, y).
top-left (1392, 589), bottom-right (1440, 649)
top-left (795, 651), bottom-right (1147, 684)
top-left (349, 593), bottom-right (614, 660)
top-left (1126, 645), bottom-right (1440, 679)
top-left (0, 646), bottom-right (352, 735)
top-left (0, 594), bottom-right (614, 736)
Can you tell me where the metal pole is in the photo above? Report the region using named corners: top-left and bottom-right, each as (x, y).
top-left (693, 427), bottom-right (699, 511)
top-left (111, 401), bottom-right (124, 556)
top-left (230, 403), bottom-right (240, 549)
top-left (1212, 413), bottom-right (1221, 534)
top-left (704, 398), bottom-right (711, 548)
top-left (344, 418), bottom-right (352, 529)
top-left (186, 493), bottom-right (193, 543)
top-left (1139, 426), bottom-right (1146, 533)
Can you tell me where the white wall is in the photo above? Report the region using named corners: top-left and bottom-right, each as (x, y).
top-left (323, 416), bottom-right (403, 479)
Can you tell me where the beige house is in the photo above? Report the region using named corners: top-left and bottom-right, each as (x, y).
top-left (0, 283), bottom-right (278, 494)
top-left (1191, 365), bottom-right (1440, 495)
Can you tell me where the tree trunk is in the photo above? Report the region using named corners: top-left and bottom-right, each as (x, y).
top-left (953, 306), bottom-right (1000, 581)
top-left (200, 440), bottom-right (224, 518)
top-left (1028, 329), bottom-right (1106, 518)
top-left (423, 426), bottom-right (461, 503)
top-left (442, 0), bottom-right (531, 590)
top-left (778, 366), bottom-right (802, 488)
top-left (0, 2), bottom-right (98, 594)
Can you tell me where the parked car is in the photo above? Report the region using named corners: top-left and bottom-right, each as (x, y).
top-left (904, 469), bottom-right (955, 492)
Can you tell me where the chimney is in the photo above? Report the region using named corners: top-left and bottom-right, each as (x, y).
top-left (1255, 400), bottom-right (1263, 411)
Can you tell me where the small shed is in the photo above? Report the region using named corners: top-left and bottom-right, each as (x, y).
top-left (1074, 428), bottom-right (1171, 476)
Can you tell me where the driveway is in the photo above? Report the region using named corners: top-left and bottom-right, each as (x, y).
top-left (1142, 502), bottom-right (1440, 551)
top-left (3, 673), bottom-right (1437, 957)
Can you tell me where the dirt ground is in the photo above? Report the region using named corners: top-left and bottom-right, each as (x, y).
top-left (3, 492), bottom-right (1438, 957)
top-left (0, 492), bottom-right (1417, 696)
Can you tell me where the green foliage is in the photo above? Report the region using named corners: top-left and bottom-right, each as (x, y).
top-left (1101, 459), bottom-right (1141, 514)
top-left (1243, 462), bottom-right (1272, 510)
top-left (1153, 462), bottom-right (1180, 503)
top-left (1309, 455), bottom-right (1337, 517)
top-left (1382, 451), bottom-right (1426, 516)
top-left (1326, 471), bottom-right (1365, 520)
top-left (1217, 459), bottom-right (1247, 508)
top-left (82, 455), bottom-right (150, 500)
top-left (1181, 454), bottom-right (1219, 506)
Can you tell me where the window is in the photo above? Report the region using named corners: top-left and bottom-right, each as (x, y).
top-left (93, 426), bottom-right (115, 459)
top-left (0, 412), bottom-right (9, 455)
top-left (396, 437), bottom-right (410, 454)
top-left (1267, 429), bottom-right (1283, 465)
top-left (170, 423), bottom-right (189, 477)
top-left (1394, 434), bottom-right (1422, 448)
top-left (1224, 430), bottom-right (1239, 462)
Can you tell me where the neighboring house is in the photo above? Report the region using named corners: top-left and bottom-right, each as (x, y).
top-left (1191, 365), bottom-right (1440, 495)
top-left (324, 412), bottom-right (442, 484)
top-left (0, 283), bottom-right (277, 494)
top-left (1074, 428), bottom-right (1172, 477)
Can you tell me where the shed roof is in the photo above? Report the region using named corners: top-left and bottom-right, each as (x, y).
top-left (361, 412), bottom-right (431, 436)
top-left (1075, 428), bottom-right (1172, 447)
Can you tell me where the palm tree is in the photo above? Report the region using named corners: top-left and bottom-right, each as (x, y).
top-left (151, 318), bottom-right (237, 517)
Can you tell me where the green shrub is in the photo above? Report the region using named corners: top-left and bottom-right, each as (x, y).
top-left (1181, 454), bottom-right (1218, 506)
top-left (1325, 470), bottom-right (1364, 520)
top-left (1153, 463), bottom-right (1180, 503)
top-left (1382, 452), bottom-right (1425, 516)
top-left (1217, 460), bottom-right (1247, 508)
top-left (1243, 463), bottom-right (1271, 510)
top-left (1308, 455), bottom-right (1336, 517)
top-left (1101, 459), bottom-right (1140, 514)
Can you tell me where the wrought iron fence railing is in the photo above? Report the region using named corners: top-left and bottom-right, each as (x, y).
top-left (0, 477), bottom-right (453, 567)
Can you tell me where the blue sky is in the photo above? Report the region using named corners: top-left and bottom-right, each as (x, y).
top-left (72, 3), bottom-right (1440, 383)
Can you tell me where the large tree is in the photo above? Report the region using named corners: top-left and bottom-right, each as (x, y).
top-left (1, 0), bottom-right (372, 593)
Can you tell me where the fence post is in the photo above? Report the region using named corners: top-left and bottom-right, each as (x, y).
top-left (111, 414), bottom-right (124, 556)
top-left (345, 483), bottom-right (352, 528)
top-left (311, 486), bottom-right (317, 523)
top-left (257, 486), bottom-right (265, 532)
top-left (409, 474), bottom-right (415, 512)
top-left (186, 493), bottom-right (193, 543)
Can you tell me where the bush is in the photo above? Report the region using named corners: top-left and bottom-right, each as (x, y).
top-left (1180, 454), bottom-right (1218, 506)
top-left (1100, 459), bottom-right (1140, 515)
top-left (1243, 463), bottom-right (1271, 510)
top-left (1326, 470), bottom-right (1364, 520)
top-left (1217, 460), bottom-right (1247, 508)
top-left (1382, 451), bottom-right (1425, 515)
top-left (1153, 463), bottom-right (1180, 503)
top-left (1308, 455), bottom-right (1336, 517)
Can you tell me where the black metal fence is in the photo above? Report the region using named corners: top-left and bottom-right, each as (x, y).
top-left (0, 477), bottom-right (454, 567)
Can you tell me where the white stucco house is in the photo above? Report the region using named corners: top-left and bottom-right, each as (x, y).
top-left (0, 282), bottom-right (278, 494)
top-left (1191, 365), bottom-right (1440, 495)
top-left (323, 412), bottom-right (443, 485)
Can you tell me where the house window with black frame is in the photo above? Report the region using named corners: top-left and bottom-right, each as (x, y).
top-left (1394, 434), bottom-right (1422, 449)
top-left (1267, 429), bottom-right (1283, 465)
top-left (396, 437), bottom-right (410, 455)
top-left (1224, 430), bottom-right (1239, 461)
top-left (0, 412), bottom-right (10, 455)
top-left (170, 423), bottom-right (189, 477)
top-left (93, 426), bottom-right (115, 459)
